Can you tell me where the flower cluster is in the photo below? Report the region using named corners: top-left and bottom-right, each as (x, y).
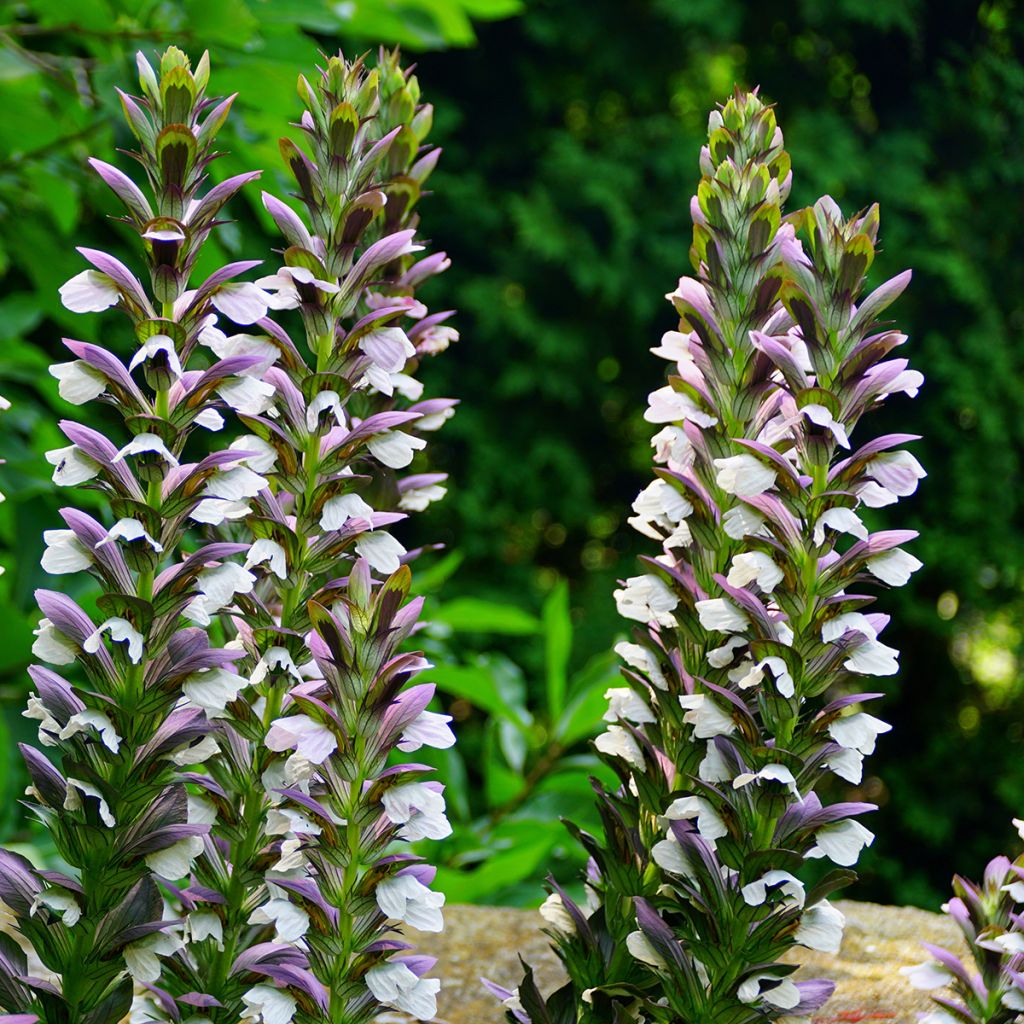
top-left (903, 824), bottom-right (1024, 1024)
top-left (140, 50), bottom-right (456, 1024)
top-left (0, 46), bottom-right (456, 1024)
top-left (498, 90), bottom-right (923, 1022)
top-left (0, 47), bottom-right (272, 1024)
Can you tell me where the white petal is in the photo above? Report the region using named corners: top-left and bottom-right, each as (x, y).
top-left (367, 430), bottom-right (426, 469)
top-left (212, 282), bottom-right (270, 325)
top-left (49, 361), bottom-right (107, 404)
top-left (145, 835), bottom-right (203, 878)
top-left (355, 531), bottom-right (406, 574)
top-left (59, 270), bottom-right (119, 313)
top-left (714, 454), bottom-right (776, 497)
top-left (867, 548), bottom-right (923, 586)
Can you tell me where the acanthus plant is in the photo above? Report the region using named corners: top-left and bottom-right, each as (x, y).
top-left (0, 43), bottom-right (457, 1024)
top-left (0, 46), bottom-right (280, 1024)
top-left (902, 823), bottom-right (1024, 1024)
top-left (144, 51), bottom-right (458, 1024)
top-left (495, 90), bottom-right (925, 1023)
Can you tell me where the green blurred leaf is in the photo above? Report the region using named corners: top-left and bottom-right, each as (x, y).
top-left (542, 579), bottom-right (571, 718)
top-left (431, 596), bottom-right (541, 634)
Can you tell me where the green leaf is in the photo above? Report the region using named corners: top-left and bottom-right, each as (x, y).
top-left (431, 596), bottom-right (541, 635)
top-left (542, 579), bottom-right (572, 719)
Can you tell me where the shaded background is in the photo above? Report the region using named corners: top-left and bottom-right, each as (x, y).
top-left (1, 0), bottom-right (1022, 909)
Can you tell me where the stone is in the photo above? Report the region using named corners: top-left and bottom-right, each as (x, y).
top-left (377, 900), bottom-right (967, 1023)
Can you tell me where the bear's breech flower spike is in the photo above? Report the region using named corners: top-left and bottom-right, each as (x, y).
top-left (503, 89), bottom-right (923, 1022)
top-left (0, 47), bottom-right (274, 1024)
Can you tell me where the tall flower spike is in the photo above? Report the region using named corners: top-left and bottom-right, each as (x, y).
top-left (901, 821), bottom-right (1024, 1024)
top-left (0, 48), bottom-right (271, 1024)
top-left (161, 50), bottom-right (456, 1024)
top-left (503, 90), bottom-right (922, 1022)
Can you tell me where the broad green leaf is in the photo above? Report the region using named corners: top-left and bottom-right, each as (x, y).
top-left (542, 579), bottom-right (572, 718)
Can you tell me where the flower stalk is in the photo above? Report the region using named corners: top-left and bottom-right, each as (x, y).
top-left (156, 50), bottom-right (457, 1024)
top-left (0, 47), bottom-right (275, 1024)
top-left (500, 89), bottom-right (924, 1023)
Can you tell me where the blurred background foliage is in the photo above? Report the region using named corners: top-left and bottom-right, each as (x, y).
top-left (1, 0), bottom-right (1023, 909)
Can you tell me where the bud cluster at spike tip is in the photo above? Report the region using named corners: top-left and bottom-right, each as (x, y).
top-left (0, 46), bottom-right (283, 1024)
top-left (498, 89), bottom-right (924, 1023)
top-left (901, 820), bottom-right (1024, 1024)
top-left (137, 49), bottom-right (458, 1024)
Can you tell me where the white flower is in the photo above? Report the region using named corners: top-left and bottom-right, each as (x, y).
top-left (183, 667), bottom-right (248, 718)
top-left (695, 597), bottom-right (749, 633)
top-left (128, 334), bottom-right (182, 380)
top-left (865, 450), bottom-right (927, 500)
top-left (113, 433), bottom-right (177, 467)
top-left (737, 973), bottom-right (800, 1010)
top-left (741, 870), bottom-right (805, 908)
top-left (698, 740), bottom-right (732, 783)
top-left (250, 647), bottom-right (303, 687)
top-left (191, 465), bottom-right (268, 525)
top-left (651, 424), bottom-right (693, 471)
top-left (652, 836), bottom-right (695, 878)
top-left (399, 483), bottom-right (446, 512)
top-left (828, 712), bottom-right (892, 755)
top-left (603, 687), bottom-right (656, 724)
top-left (595, 725), bottom-right (645, 770)
top-left (60, 269), bottom-right (120, 313)
top-left (650, 329), bottom-right (693, 363)
top-left (707, 635), bottom-right (746, 668)
top-left (867, 548), bottom-right (923, 586)
top-left (899, 959), bottom-right (952, 990)
top-left (58, 710), bottom-right (121, 752)
top-left (812, 507), bottom-right (867, 546)
top-left (211, 281), bottom-right (271, 324)
top-left (172, 735), bottom-right (220, 766)
top-left (23, 694), bottom-right (60, 745)
top-left (614, 641), bottom-right (668, 690)
top-left (95, 518), bottom-right (163, 553)
top-left (41, 529), bottom-right (93, 574)
top-left (249, 899), bottom-right (309, 944)
top-left (320, 492), bottom-right (374, 531)
top-left (800, 403), bottom-right (850, 448)
top-left (809, 819), bottom-right (875, 866)
top-left (32, 618), bottom-right (77, 664)
top-left (381, 783), bottom-right (452, 841)
top-left (244, 538), bottom-right (287, 579)
top-left (825, 746), bottom-right (866, 785)
top-left (628, 479), bottom-right (692, 540)
top-left (359, 326), bottom-right (417, 373)
top-left (186, 911), bottom-right (224, 948)
top-left (614, 574), bottom-right (678, 626)
top-left (229, 434), bottom-right (278, 473)
top-left (732, 764), bottom-right (797, 794)
top-left (665, 795), bottom-right (727, 843)
top-left (217, 376), bottom-right (276, 416)
top-left (305, 390), bottom-right (346, 430)
top-left (84, 617), bottom-right (144, 664)
top-left (46, 444), bottom-right (100, 486)
top-left (821, 613), bottom-right (899, 677)
top-left (201, 328), bottom-right (280, 374)
top-left (375, 874), bottom-right (445, 932)
top-left (365, 961), bottom-right (440, 1020)
top-left (124, 930), bottom-right (183, 983)
top-left (679, 693), bottom-right (735, 739)
top-left (65, 777), bottom-right (115, 826)
top-left (722, 504), bottom-right (766, 539)
top-left (794, 900), bottom-right (845, 953)
top-left (398, 710), bottom-right (456, 752)
top-left (49, 361), bottom-right (107, 404)
top-left (714, 454), bottom-right (776, 497)
top-left (367, 430), bottom-right (426, 469)
top-left (256, 267), bottom-right (339, 310)
top-left (242, 984), bottom-right (297, 1024)
top-left (265, 714), bottom-right (337, 764)
top-left (184, 562), bottom-right (257, 626)
top-left (145, 835), bottom-right (203, 879)
top-left (625, 930), bottom-right (667, 969)
top-left (31, 888), bottom-right (82, 926)
top-left (758, 656), bottom-right (795, 698)
top-left (727, 552), bottom-right (783, 593)
top-left (539, 892), bottom-right (576, 936)
top-left (355, 531), bottom-right (406, 575)
top-left (644, 385), bottom-right (717, 427)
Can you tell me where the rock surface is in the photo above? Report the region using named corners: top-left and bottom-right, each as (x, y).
top-left (381, 900), bottom-right (966, 1023)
